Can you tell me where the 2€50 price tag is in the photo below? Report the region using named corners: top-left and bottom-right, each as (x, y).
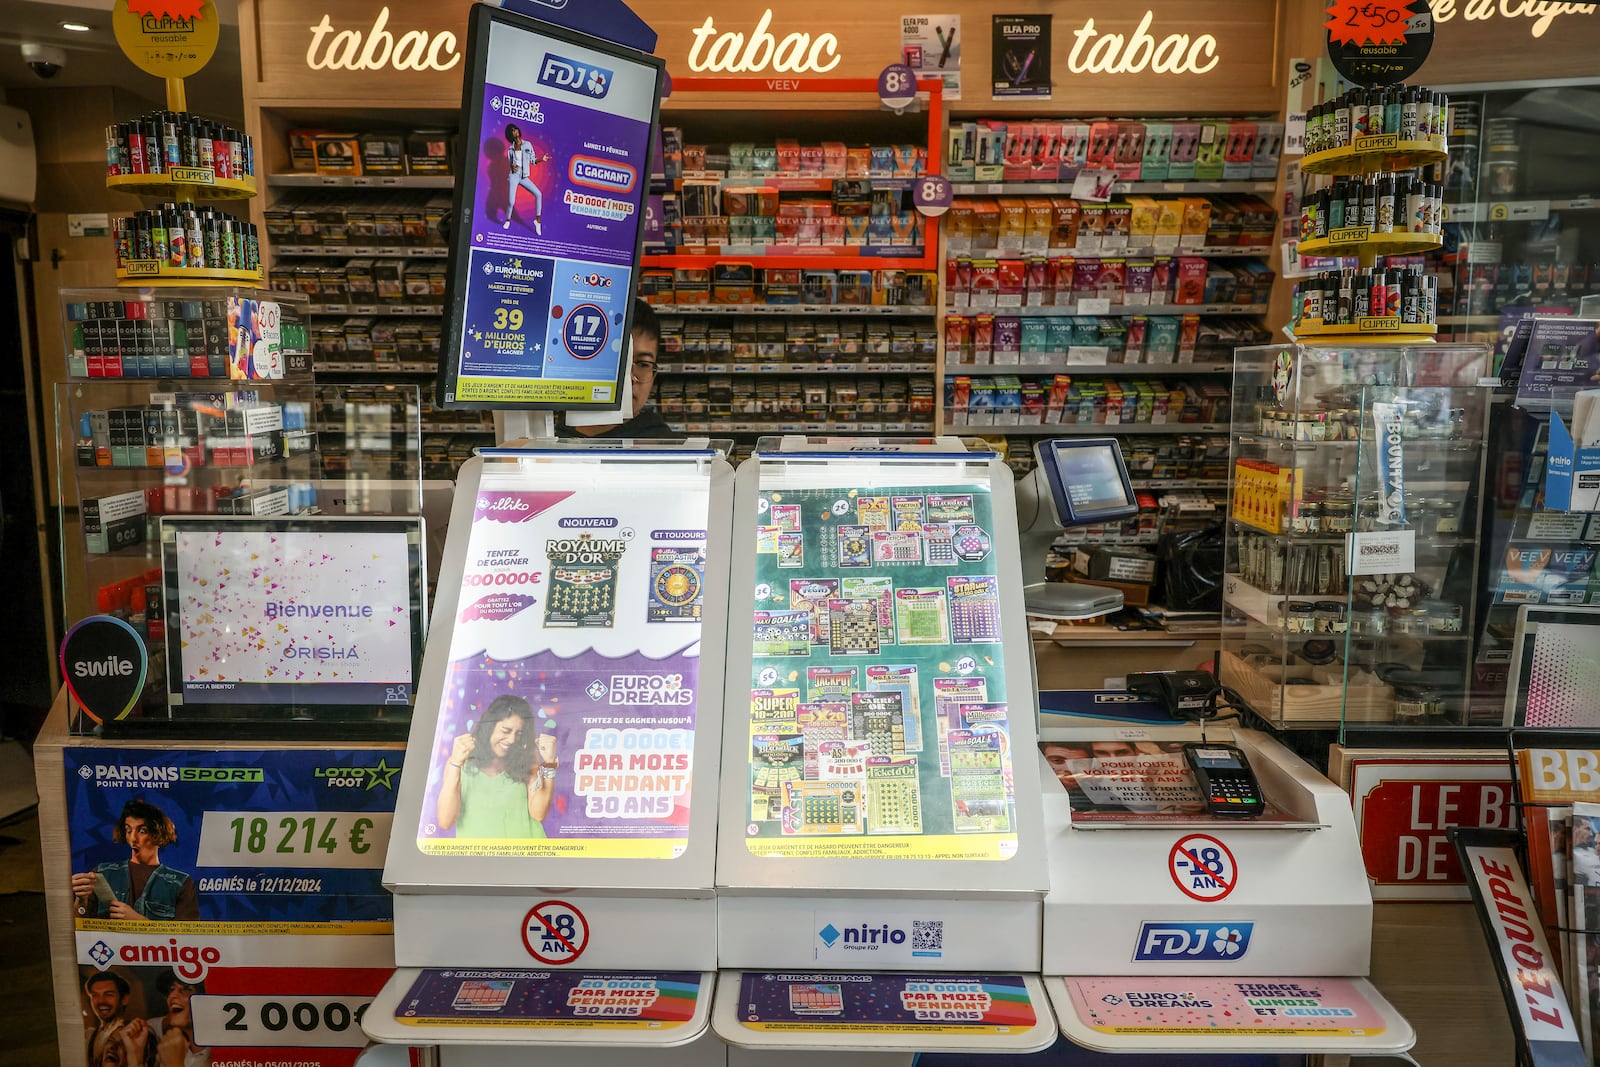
top-left (193, 995), bottom-right (372, 1048)
top-left (195, 810), bottom-right (393, 869)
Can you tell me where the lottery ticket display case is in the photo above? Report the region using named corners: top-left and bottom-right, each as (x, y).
top-left (366, 442), bottom-right (733, 1055)
top-left (710, 437), bottom-right (1059, 1056)
top-left (1035, 713), bottom-right (1417, 1058)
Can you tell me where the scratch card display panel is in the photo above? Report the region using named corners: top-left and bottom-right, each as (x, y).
top-left (746, 483), bottom-right (1016, 861)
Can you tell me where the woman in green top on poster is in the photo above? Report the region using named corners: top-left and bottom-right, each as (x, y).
top-left (437, 694), bottom-right (558, 839)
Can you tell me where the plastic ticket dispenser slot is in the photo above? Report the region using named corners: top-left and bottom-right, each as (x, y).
top-left (367, 445), bottom-right (733, 1056)
top-left (1036, 706), bottom-right (1417, 1058)
top-left (711, 437), bottom-right (1059, 1057)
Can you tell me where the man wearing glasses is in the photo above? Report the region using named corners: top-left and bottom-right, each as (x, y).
top-left (562, 299), bottom-right (679, 440)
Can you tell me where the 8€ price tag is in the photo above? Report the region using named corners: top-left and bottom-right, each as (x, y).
top-left (195, 810), bottom-right (393, 869)
top-left (878, 64), bottom-right (918, 111)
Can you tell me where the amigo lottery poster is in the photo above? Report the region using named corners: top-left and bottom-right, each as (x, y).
top-left (445, 14), bottom-right (661, 407)
top-left (417, 464), bottom-right (710, 859)
top-left (745, 482), bottom-right (1016, 861)
top-left (63, 746), bottom-right (399, 1067)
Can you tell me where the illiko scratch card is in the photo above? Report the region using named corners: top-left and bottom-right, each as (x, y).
top-left (751, 731), bottom-right (804, 821)
top-left (649, 546), bottom-right (704, 622)
top-left (798, 700), bottom-right (848, 777)
top-left (819, 738), bottom-right (869, 780)
top-left (790, 578), bottom-right (839, 644)
top-left (934, 677), bottom-right (987, 776)
top-left (867, 664), bottom-right (923, 752)
top-left (857, 496), bottom-right (891, 530)
top-left (783, 779), bottom-right (863, 835)
top-left (851, 690), bottom-right (906, 756)
top-left (777, 531), bottom-right (805, 568)
top-left (873, 529), bottom-right (922, 564)
top-left (948, 729), bottom-right (1010, 833)
top-left (806, 666), bottom-right (858, 700)
top-left (754, 610), bottom-right (813, 657)
top-left (828, 598), bottom-right (882, 656)
top-left (867, 756), bottom-right (923, 833)
top-left (927, 493), bottom-right (975, 525)
top-left (750, 688), bottom-right (800, 734)
top-left (892, 495), bottom-right (926, 530)
top-left (836, 525), bottom-right (873, 568)
top-left (756, 526), bottom-right (780, 553)
top-left (960, 701), bottom-right (1015, 800)
top-left (543, 535), bottom-right (626, 628)
top-left (952, 524), bottom-right (993, 563)
top-left (895, 587), bottom-right (951, 644)
top-left (841, 575), bottom-right (895, 637)
top-left (947, 575), bottom-right (1002, 643)
top-left (922, 524), bottom-right (957, 566)
top-left (770, 504), bottom-right (802, 531)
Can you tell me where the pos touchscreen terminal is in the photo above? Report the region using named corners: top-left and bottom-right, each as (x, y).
top-left (1014, 437), bottom-right (1140, 620)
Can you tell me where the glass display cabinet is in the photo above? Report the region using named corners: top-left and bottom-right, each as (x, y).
top-left (1220, 341), bottom-right (1493, 730)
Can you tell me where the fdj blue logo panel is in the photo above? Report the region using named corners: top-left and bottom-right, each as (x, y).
top-left (1134, 922), bottom-right (1253, 962)
top-left (539, 55), bottom-right (613, 99)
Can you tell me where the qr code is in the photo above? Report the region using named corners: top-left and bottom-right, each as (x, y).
top-left (912, 920), bottom-right (944, 952)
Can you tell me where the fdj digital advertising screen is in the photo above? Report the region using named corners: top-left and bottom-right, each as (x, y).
top-left (746, 483), bottom-right (1017, 860)
top-left (440, 6), bottom-right (664, 409)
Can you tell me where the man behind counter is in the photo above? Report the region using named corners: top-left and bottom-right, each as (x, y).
top-left (560, 299), bottom-right (679, 440)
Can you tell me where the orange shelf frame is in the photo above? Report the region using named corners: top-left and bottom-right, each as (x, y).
top-left (649, 75), bottom-right (943, 273)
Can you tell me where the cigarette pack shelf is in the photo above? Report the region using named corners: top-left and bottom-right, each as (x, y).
top-left (1218, 341), bottom-right (1492, 730)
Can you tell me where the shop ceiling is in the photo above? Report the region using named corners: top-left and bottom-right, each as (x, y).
top-left (1, 0), bottom-right (244, 119)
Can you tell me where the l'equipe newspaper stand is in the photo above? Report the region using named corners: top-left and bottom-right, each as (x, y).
top-left (711, 437), bottom-right (1059, 1063)
top-left (365, 443), bottom-right (734, 1064)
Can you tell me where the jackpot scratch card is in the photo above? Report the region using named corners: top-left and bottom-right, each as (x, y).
top-left (806, 666), bottom-right (858, 700)
top-left (867, 757), bottom-right (923, 834)
top-left (828, 598), bottom-right (882, 655)
top-left (754, 610), bottom-right (813, 657)
top-left (851, 690), bottom-right (907, 756)
top-left (783, 779), bottom-right (864, 835)
top-left (751, 732), bottom-right (804, 821)
top-left (927, 493), bottom-right (976, 525)
top-left (895, 587), bottom-right (951, 644)
top-left (836, 525), bottom-right (873, 568)
top-left (649, 546), bottom-right (704, 622)
top-left (947, 575), bottom-right (1002, 643)
top-left (790, 579), bottom-right (839, 644)
top-left (867, 664), bottom-right (922, 753)
top-left (750, 688), bottom-right (801, 734)
top-left (948, 729), bottom-right (1009, 833)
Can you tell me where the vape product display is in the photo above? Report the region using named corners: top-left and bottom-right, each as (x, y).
top-left (62, 295), bottom-right (307, 380)
top-left (944, 117), bottom-right (1284, 184)
top-left (946, 375), bottom-right (1230, 428)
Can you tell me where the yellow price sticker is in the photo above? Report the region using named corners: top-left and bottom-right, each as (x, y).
top-left (1491, 203), bottom-right (1509, 220)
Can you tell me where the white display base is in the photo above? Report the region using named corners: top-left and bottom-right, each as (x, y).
top-left (1045, 975), bottom-right (1415, 1057)
top-left (712, 971), bottom-right (1058, 1053)
top-left (729, 1050), bottom-right (906, 1067)
top-left (361, 968), bottom-right (714, 1049)
top-left (394, 890), bottom-right (716, 970)
top-left (717, 893), bottom-right (1041, 972)
top-left (366, 1031), bottom-right (730, 1065)
top-left (1040, 725), bottom-right (1372, 977)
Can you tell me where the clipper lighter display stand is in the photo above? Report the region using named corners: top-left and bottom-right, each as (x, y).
top-left (1036, 713), bottom-right (1417, 1057)
top-left (711, 437), bottom-right (1058, 1059)
top-left (365, 444), bottom-right (733, 1062)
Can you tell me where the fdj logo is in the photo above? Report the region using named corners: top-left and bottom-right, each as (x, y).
top-left (1134, 922), bottom-right (1253, 963)
top-left (538, 54), bottom-right (612, 98)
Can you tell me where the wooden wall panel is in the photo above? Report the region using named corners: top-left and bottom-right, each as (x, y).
top-left (243, 0), bottom-right (1283, 113)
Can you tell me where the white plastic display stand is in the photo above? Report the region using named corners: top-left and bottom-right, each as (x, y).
top-left (365, 443), bottom-right (734, 1062)
top-left (710, 437), bottom-right (1056, 1057)
top-left (1036, 714), bottom-right (1416, 1059)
